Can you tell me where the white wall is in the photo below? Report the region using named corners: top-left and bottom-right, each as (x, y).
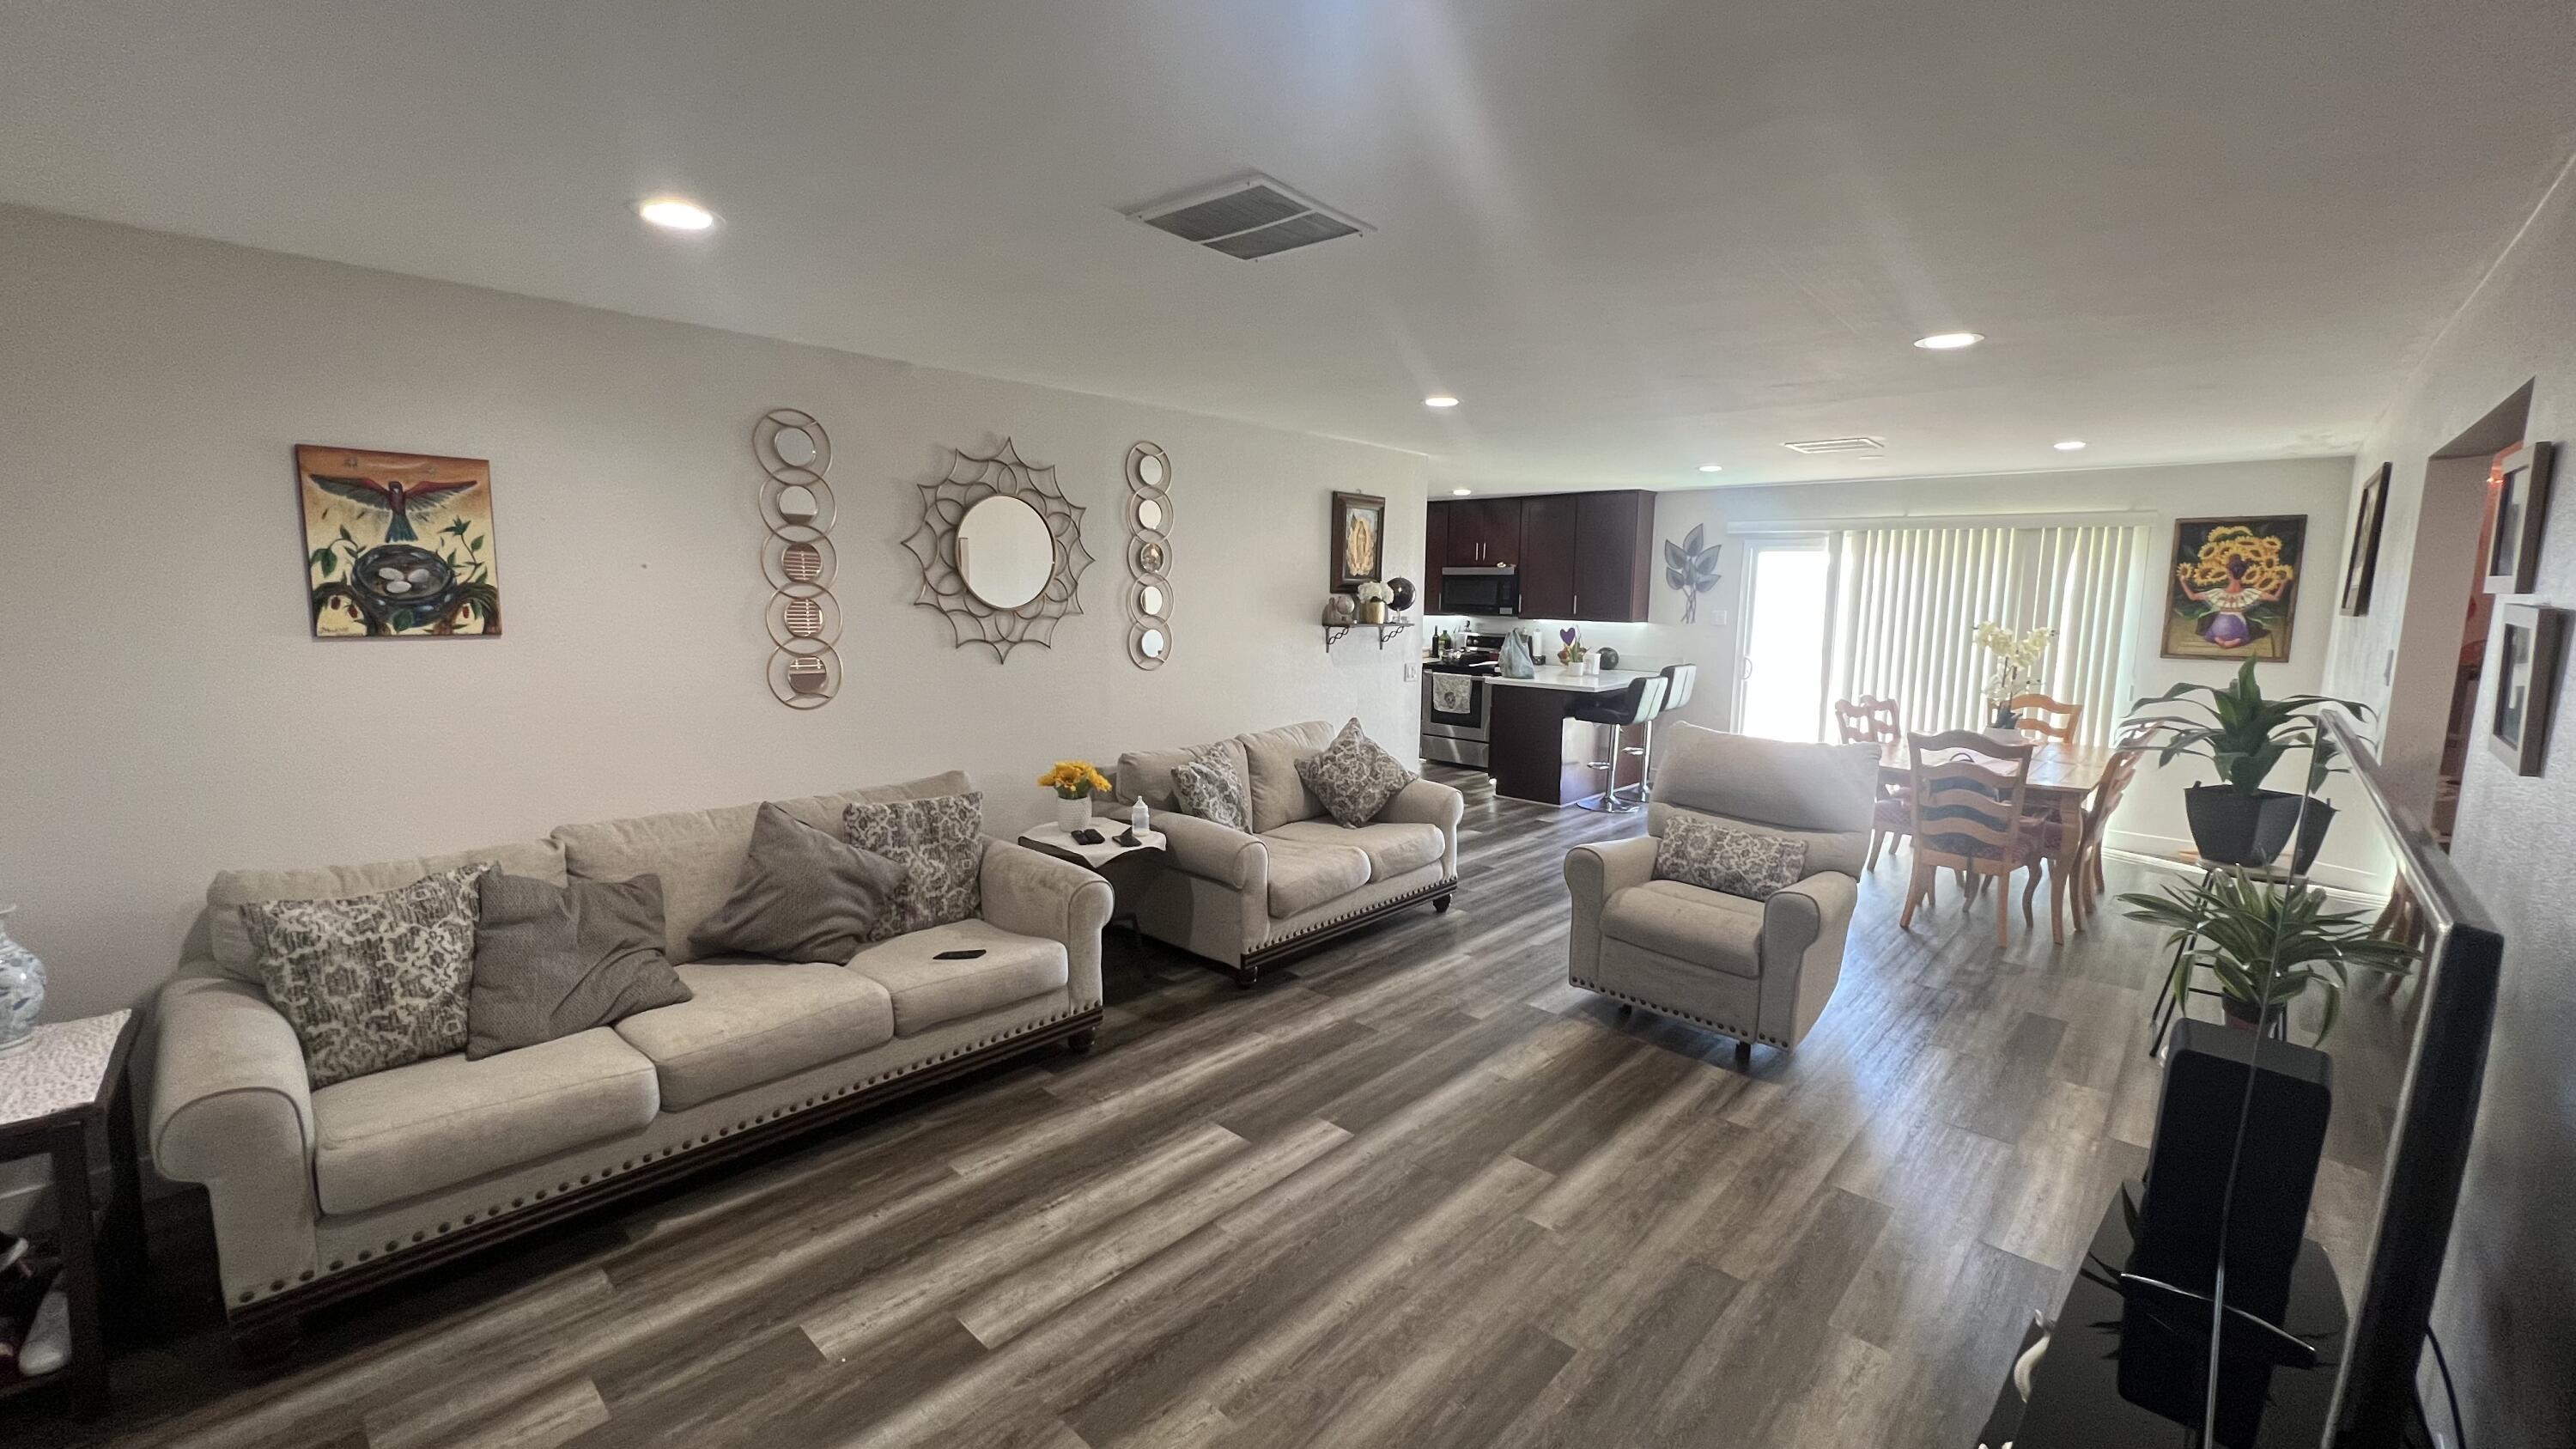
top-left (1431, 458), bottom-right (2378, 880)
top-left (0, 205), bottom-right (1426, 1021)
top-left (2313, 156), bottom-right (2576, 1449)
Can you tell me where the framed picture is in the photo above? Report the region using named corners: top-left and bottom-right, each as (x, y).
top-left (1329, 490), bottom-right (1386, 591)
top-left (2340, 463), bottom-right (2390, 616)
top-left (2488, 603), bottom-right (2565, 776)
top-left (2162, 514), bottom-right (2307, 662)
top-left (295, 445), bottom-right (501, 637)
top-left (2482, 440), bottom-right (2555, 595)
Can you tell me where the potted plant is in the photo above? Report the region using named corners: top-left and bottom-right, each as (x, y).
top-left (2122, 867), bottom-right (2417, 1040)
top-left (1972, 621), bottom-right (2055, 734)
top-left (2125, 661), bottom-right (2369, 868)
top-left (1038, 759), bottom-right (1112, 833)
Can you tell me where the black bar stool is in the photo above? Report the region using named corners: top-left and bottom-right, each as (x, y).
top-left (1621, 663), bottom-right (1697, 805)
top-left (1572, 674), bottom-right (1668, 813)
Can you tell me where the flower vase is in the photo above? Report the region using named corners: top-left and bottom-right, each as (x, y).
top-left (1056, 793), bottom-right (1093, 834)
top-left (0, 908), bottom-right (44, 1056)
top-left (1359, 599), bottom-right (1388, 624)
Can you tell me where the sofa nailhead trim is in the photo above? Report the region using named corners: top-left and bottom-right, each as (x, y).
top-left (1568, 977), bottom-right (1788, 1047)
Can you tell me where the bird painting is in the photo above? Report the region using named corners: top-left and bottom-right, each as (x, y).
top-left (295, 444), bottom-right (502, 638)
top-left (307, 472), bottom-right (482, 543)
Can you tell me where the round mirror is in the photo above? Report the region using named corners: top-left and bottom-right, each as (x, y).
top-left (1138, 540), bottom-right (1167, 573)
top-left (957, 495), bottom-right (1054, 610)
top-left (1139, 627), bottom-right (1166, 660)
top-left (776, 482), bottom-right (820, 522)
top-left (1138, 453), bottom-right (1165, 487)
top-left (1138, 497), bottom-right (1164, 531)
top-left (1140, 583), bottom-right (1165, 616)
top-left (774, 425), bottom-right (819, 469)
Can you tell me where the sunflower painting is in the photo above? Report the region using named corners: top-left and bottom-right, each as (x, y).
top-left (2161, 515), bottom-right (2306, 662)
top-left (295, 445), bottom-right (502, 638)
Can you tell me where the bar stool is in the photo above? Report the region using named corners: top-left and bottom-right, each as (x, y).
top-left (1620, 663), bottom-right (1697, 803)
top-left (1572, 674), bottom-right (1668, 813)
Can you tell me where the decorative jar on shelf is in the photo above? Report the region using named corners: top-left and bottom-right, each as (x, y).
top-left (1359, 599), bottom-right (1388, 624)
top-left (0, 907), bottom-right (45, 1056)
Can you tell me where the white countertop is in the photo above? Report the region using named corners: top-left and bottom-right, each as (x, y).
top-left (1482, 667), bottom-right (1656, 693)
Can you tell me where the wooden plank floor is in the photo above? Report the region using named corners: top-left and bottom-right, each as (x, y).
top-left (34, 780), bottom-right (2402, 1449)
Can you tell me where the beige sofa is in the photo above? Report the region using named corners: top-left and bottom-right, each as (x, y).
top-left (1108, 721), bottom-right (1465, 985)
top-left (1564, 724), bottom-right (1876, 1063)
top-left (148, 770), bottom-right (1109, 1352)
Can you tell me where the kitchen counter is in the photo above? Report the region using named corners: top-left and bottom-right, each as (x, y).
top-left (1483, 667), bottom-right (1655, 694)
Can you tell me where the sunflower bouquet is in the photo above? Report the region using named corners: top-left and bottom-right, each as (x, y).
top-left (1038, 760), bottom-right (1112, 801)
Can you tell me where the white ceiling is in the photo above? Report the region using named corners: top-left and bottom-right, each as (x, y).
top-left (5, 0), bottom-right (2573, 490)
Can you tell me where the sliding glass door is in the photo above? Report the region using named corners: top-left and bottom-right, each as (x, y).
top-left (1734, 535), bottom-right (1833, 741)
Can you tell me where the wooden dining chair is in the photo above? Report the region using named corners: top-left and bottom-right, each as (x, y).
top-left (1899, 731), bottom-right (2038, 948)
top-left (2006, 691), bottom-right (2082, 742)
top-left (1836, 696), bottom-right (1910, 867)
top-left (2018, 722), bottom-right (2159, 941)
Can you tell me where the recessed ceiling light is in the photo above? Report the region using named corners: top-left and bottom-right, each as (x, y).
top-left (1911, 331), bottom-right (1984, 350)
top-left (1452, 488), bottom-right (1473, 495)
top-left (2054, 439), bottom-right (2087, 452)
top-left (635, 197), bottom-right (719, 232)
top-left (1424, 395), bottom-right (1460, 409)
top-left (1698, 464), bottom-right (1723, 473)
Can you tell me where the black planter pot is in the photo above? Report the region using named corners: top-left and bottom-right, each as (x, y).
top-left (2184, 786), bottom-right (2305, 867)
top-left (2291, 801), bottom-right (2337, 875)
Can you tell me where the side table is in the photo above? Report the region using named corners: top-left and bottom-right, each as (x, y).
top-left (0, 1009), bottom-right (144, 1417)
top-left (1017, 822), bottom-right (1169, 945)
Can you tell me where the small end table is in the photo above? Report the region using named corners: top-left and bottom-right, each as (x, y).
top-left (0, 1009), bottom-right (144, 1417)
top-left (1017, 822), bottom-right (1169, 945)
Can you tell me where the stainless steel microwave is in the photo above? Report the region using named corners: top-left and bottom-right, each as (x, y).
top-left (1439, 566), bottom-right (1518, 617)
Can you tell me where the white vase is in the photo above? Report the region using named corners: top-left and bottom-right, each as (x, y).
top-left (1055, 794), bottom-right (1093, 833)
top-left (0, 908), bottom-right (44, 1056)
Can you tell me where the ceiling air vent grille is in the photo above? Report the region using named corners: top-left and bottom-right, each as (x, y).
top-left (1129, 174), bottom-right (1371, 261)
top-left (1782, 435), bottom-right (1886, 456)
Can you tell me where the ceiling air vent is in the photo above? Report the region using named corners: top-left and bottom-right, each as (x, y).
top-left (1128, 174), bottom-right (1371, 260)
top-left (1782, 435), bottom-right (1886, 456)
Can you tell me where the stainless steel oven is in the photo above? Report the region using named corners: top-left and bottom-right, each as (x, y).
top-left (1421, 666), bottom-right (1492, 767)
top-left (1437, 566), bottom-right (1519, 618)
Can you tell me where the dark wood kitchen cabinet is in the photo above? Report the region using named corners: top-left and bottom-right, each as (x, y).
top-left (1424, 501), bottom-right (1450, 612)
top-left (1444, 498), bottom-right (1524, 569)
top-left (1490, 489), bottom-right (1656, 622)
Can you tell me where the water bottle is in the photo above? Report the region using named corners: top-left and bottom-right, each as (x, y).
top-left (1129, 798), bottom-right (1151, 837)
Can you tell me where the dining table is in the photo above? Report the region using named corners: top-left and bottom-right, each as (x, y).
top-left (1874, 736), bottom-right (2118, 843)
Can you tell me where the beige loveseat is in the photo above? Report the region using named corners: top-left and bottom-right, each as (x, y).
top-left (1564, 724), bottom-right (1876, 1063)
top-left (1108, 721), bottom-right (1465, 985)
top-left (148, 771), bottom-right (1109, 1351)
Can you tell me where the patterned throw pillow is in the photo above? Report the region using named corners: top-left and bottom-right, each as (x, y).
top-left (844, 791), bottom-right (986, 941)
top-left (1294, 718), bottom-right (1415, 828)
top-left (1171, 744), bottom-right (1250, 831)
top-left (244, 863), bottom-right (489, 1087)
top-left (1652, 816), bottom-right (1809, 901)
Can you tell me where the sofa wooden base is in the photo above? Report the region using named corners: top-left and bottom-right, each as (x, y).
top-left (225, 1007), bottom-right (1103, 1361)
top-left (1224, 880), bottom-right (1460, 988)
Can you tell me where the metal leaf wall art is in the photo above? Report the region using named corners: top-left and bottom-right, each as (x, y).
top-left (1663, 523), bottom-right (1723, 624)
top-left (902, 438), bottom-right (1094, 661)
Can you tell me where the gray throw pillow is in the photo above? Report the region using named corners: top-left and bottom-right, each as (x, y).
top-left (245, 863), bottom-right (488, 1088)
top-left (1171, 744), bottom-right (1250, 831)
top-left (1653, 815), bottom-right (1808, 901)
top-left (1294, 718), bottom-right (1415, 828)
top-left (469, 871), bottom-right (695, 1058)
top-left (690, 801), bottom-right (907, 963)
top-left (844, 790), bottom-right (985, 941)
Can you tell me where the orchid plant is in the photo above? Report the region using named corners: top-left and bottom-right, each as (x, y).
top-left (1972, 621), bottom-right (2056, 712)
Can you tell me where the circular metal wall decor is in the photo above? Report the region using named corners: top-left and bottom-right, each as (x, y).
top-left (1125, 442), bottom-right (1171, 669)
top-left (902, 437), bottom-right (1093, 661)
top-left (756, 409), bottom-right (840, 707)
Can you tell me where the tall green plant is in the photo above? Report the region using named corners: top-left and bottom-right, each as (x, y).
top-left (2121, 867), bottom-right (2416, 1043)
top-left (2124, 661), bottom-right (2369, 798)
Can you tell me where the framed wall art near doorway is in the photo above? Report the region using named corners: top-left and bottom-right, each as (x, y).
top-left (2340, 464), bottom-right (2390, 616)
top-left (2482, 440), bottom-right (2555, 596)
top-left (2160, 514), bottom-right (2306, 662)
top-left (2488, 602), bottom-right (2566, 776)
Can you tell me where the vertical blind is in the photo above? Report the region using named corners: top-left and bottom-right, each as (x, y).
top-left (1825, 521), bottom-right (2143, 746)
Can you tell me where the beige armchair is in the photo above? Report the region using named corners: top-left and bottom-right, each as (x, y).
top-left (1564, 722), bottom-right (1877, 1064)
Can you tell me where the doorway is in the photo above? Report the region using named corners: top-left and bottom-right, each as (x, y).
top-left (1734, 535), bottom-right (1832, 741)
